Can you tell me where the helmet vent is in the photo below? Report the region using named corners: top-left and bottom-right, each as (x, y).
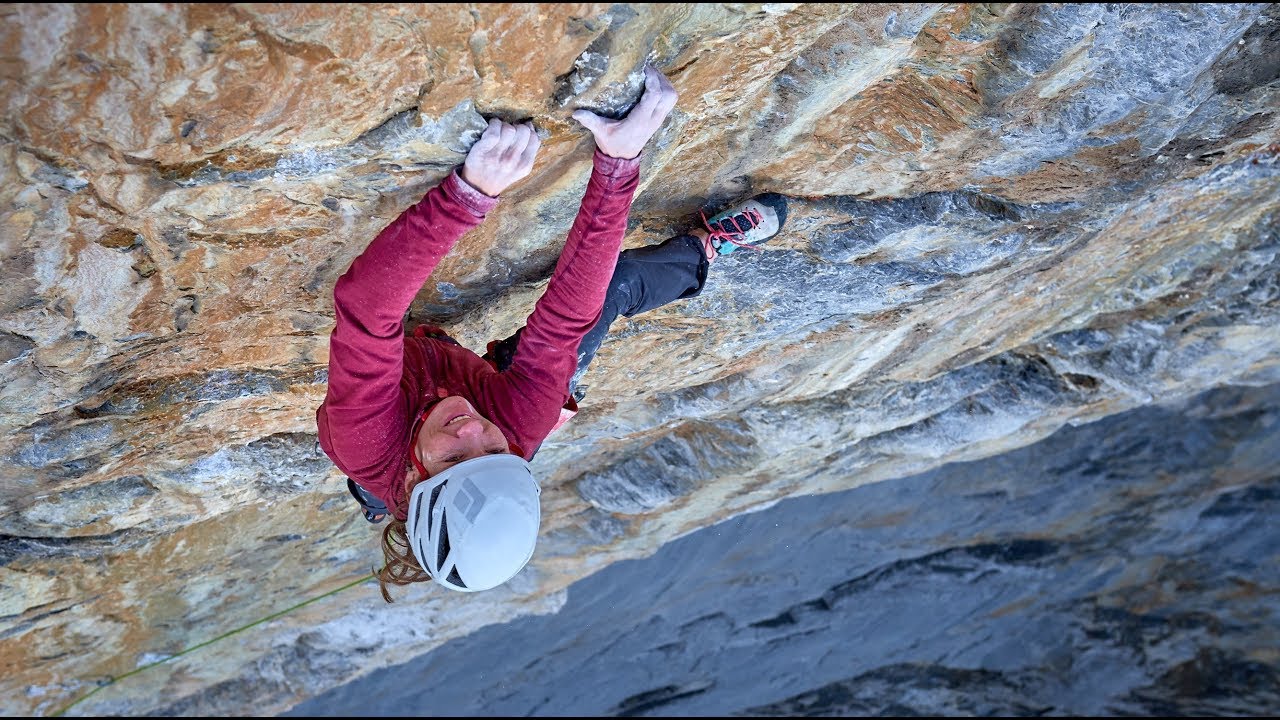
top-left (447, 567), bottom-right (466, 588)
top-left (437, 510), bottom-right (467, 588)
top-left (437, 508), bottom-right (451, 569)
top-left (411, 491), bottom-right (424, 530)
top-left (427, 483), bottom-right (444, 536)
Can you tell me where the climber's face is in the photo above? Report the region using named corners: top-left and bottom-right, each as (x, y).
top-left (413, 395), bottom-right (511, 478)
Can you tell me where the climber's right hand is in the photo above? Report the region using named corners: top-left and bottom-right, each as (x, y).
top-left (460, 118), bottom-right (541, 197)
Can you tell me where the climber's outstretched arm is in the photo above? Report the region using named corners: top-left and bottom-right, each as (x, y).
top-left (478, 66), bottom-right (679, 454)
top-left (320, 120), bottom-right (540, 479)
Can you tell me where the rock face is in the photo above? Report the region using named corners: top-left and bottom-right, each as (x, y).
top-left (0, 3), bottom-right (1276, 716)
top-left (288, 381), bottom-right (1280, 717)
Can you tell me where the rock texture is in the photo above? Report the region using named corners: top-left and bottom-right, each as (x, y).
top-left (0, 3), bottom-right (1277, 716)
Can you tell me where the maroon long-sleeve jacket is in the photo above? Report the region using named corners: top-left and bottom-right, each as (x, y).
top-left (315, 150), bottom-right (640, 520)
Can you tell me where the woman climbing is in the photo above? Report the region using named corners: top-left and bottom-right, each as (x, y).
top-left (316, 66), bottom-right (787, 597)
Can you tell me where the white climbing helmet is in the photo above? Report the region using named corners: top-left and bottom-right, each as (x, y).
top-left (405, 454), bottom-right (541, 592)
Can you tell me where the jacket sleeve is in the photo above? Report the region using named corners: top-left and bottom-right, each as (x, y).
top-left (479, 150), bottom-right (641, 456)
top-left (319, 170), bottom-right (498, 491)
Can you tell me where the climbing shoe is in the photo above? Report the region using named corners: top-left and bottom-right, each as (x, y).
top-left (700, 192), bottom-right (788, 259)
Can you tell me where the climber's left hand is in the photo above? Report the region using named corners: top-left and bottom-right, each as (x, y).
top-left (572, 65), bottom-right (678, 160)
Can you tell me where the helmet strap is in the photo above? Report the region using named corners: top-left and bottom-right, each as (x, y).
top-left (409, 406), bottom-right (433, 479)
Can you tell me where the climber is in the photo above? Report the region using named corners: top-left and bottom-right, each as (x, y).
top-left (315, 65), bottom-right (788, 599)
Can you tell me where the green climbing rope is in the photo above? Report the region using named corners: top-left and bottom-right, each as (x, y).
top-left (50, 570), bottom-right (376, 717)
